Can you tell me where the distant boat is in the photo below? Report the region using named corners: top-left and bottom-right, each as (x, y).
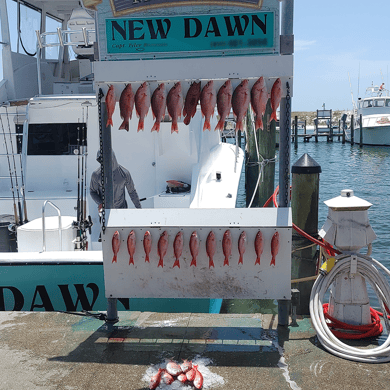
top-left (348, 83), bottom-right (390, 146)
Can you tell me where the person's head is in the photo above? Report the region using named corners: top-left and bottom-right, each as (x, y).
top-left (96, 150), bottom-right (119, 169)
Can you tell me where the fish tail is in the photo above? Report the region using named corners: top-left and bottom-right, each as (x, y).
top-left (209, 258), bottom-right (214, 268)
top-left (223, 257), bottom-right (229, 266)
top-left (238, 256), bottom-right (243, 265)
top-left (255, 116), bottom-right (263, 131)
top-left (270, 256), bottom-right (275, 266)
top-left (203, 119), bottom-right (211, 131)
top-left (214, 118), bottom-right (224, 131)
top-left (106, 118), bottom-right (113, 127)
top-left (190, 258), bottom-right (197, 267)
top-left (112, 254), bottom-right (117, 263)
top-left (137, 118), bottom-right (144, 132)
top-left (173, 259), bottom-right (180, 269)
top-left (151, 121), bottom-right (160, 132)
top-left (255, 256), bottom-right (260, 265)
top-left (129, 256), bottom-right (134, 265)
top-left (119, 120), bottom-right (129, 131)
top-left (145, 255), bottom-right (150, 263)
top-left (236, 120), bottom-right (243, 132)
top-left (171, 121), bottom-right (179, 133)
top-left (183, 115), bottom-right (191, 126)
top-left (158, 258), bottom-right (164, 268)
top-left (270, 111), bottom-right (277, 122)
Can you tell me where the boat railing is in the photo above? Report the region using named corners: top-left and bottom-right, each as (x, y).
top-left (42, 200), bottom-right (62, 252)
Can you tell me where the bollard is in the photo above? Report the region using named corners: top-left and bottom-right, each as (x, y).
top-left (291, 153), bottom-right (321, 315)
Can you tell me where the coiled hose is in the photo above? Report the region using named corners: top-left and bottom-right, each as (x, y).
top-left (309, 253), bottom-right (390, 363)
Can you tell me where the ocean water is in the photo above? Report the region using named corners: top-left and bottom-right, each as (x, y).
top-left (228, 136), bottom-right (390, 312)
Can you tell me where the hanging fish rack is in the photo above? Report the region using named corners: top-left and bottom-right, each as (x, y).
top-left (102, 208), bottom-right (291, 300)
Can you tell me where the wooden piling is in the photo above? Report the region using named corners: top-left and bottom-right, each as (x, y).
top-left (351, 114), bottom-right (354, 145)
top-left (342, 116), bottom-right (346, 144)
top-left (291, 153), bottom-right (321, 315)
top-left (294, 115), bottom-right (298, 149)
top-left (359, 113), bottom-right (363, 147)
top-left (315, 118), bottom-right (318, 142)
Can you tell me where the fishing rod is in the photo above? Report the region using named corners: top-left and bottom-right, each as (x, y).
top-left (0, 112), bottom-right (19, 225)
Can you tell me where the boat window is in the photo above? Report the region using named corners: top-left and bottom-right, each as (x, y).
top-left (45, 15), bottom-right (62, 60)
top-left (27, 123), bottom-right (87, 156)
top-left (373, 99), bottom-right (385, 107)
top-left (386, 99), bottom-right (390, 107)
top-left (363, 100), bottom-right (373, 108)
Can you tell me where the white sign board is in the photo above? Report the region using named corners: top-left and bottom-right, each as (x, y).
top-left (102, 208), bottom-right (292, 300)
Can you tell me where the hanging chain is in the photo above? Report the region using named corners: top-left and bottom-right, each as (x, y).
top-left (98, 89), bottom-right (106, 233)
top-left (283, 82), bottom-right (291, 205)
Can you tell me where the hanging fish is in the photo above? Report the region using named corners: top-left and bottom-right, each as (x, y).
top-left (105, 85), bottom-right (116, 127)
top-left (119, 84), bottom-right (134, 131)
top-left (270, 78), bottom-right (282, 123)
top-left (255, 230), bottom-right (263, 265)
top-left (183, 81), bottom-right (201, 125)
top-left (173, 231), bottom-right (184, 269)
top-left (166, 360), bottom-right (183, 376)
top-left (151, 83), bottom-right (166, 132)
top-left (232, 79), bottom-right (250, 132)
top-left (157, 230), bottom-right (168, 268)
top-left (112, 230), bottom-right (120, 263)
top-left (193, 365), bottom-right (204, 389)
top-left (180, 359), bottom-right (192, 373)
top-left (215, 79), bottom-right (232, 131)
top-left (135, 82), bottom-right (151, 132)
top-left (222, 230), bottom-right (232, 266)
top-left (270, 231), bottom-right (280, 266)
top-left (127, 230), bottom-right (136, 265)
top-left (190, 231), bottom-right (199, 267)
top-left (149, 368), bottom-right (163, 390)
top-left (238, 231), bottom-right (247, 265)
top-left (143, 231), bottom-right (152, 263)
top-left (251, 76), bottom-right (268, 130)
top-left (167, 81), bottom-right (183, 133)
top-left (200, 80), bottom-right (216, 131)
top-left (206, 231), bottom-right (216, 268)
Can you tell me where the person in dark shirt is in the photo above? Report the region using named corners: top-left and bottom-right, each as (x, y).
top-left (90, 150), bottom-right (141, 210)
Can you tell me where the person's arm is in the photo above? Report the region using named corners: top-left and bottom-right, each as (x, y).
top-left (90, 172), bottom-right (103, 208)
top-left (124, 171), bottom-right (142, 209)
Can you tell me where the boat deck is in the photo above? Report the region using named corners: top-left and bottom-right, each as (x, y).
top-left (0, 311), bottom-right (389, 389)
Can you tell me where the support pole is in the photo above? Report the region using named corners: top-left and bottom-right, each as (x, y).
top-left (351, 114), bottom-right (354, 145)
top-left (291, 154), bottom-right (321, 314)
top-left (359, 113), bottom-right (363, 147)
top-left (100, 97), bottom-right (117, 324)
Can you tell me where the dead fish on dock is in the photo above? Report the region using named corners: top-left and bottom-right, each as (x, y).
top-left (166, 360), bottom-right (183, 376)
top-left (173, 231), bottom-right (183, 269)
top-left (193, 365), bottom-right (204, 389)
top-left (200, 80), bottom-right (216, 131)
top-left (232, 79), bottom-right (250, 132)
top-left (167, 81), bottom-right (183, 133)
top-left (215, 79), bottom-right (232, 131)
top-left (190, 231), bottom-right (199, 267)
top-left (151, 83), bottom-right (166, 132)
top-left (143, 231), bottom-right (152, 263)
top-left (119, 84), bottom-right (134, 131)
top-left (105, 85), bottom-right (116, 127)
top-left (183, 81), bottom-right (201, 125)
top-left (270, 231), bottom-right (280, 266)
top-left (112, 230), bottom-right (120, 263)
top-left (157, 231), bottom-right (168, 268)
top-left (270, 78), bottom-right (282, 123)
top-left (251, 76), bottom-right (268, 130)
top-left (149, 368), bottom-right (163, 389)
top-left (222, 229), bottom-right (232, 266)
top-left (127, 230), bottom-right (136, 265)
top-left (135, 82), bottom-right (151, 132)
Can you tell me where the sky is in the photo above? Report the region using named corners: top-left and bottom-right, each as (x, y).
top-left (1, 0), bottom-right (390, 112)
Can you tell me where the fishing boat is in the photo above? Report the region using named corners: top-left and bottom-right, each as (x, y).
top-left (349, 83), bottom-right (390, 146)
top-left (0, 0), bottom-right (245, 312)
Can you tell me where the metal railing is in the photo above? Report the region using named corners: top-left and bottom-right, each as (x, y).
top-left (42, 200), bottom-right (62, 252)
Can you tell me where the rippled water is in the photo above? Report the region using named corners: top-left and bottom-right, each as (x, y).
top-left (226, 137), bottom-right (390, 313)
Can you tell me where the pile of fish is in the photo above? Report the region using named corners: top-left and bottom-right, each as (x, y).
top-left (104, 77), bottom-right (282, 133)
top-left (149, 359), bottom-right (203, 389)
top-left (111, 229), bottom-right (280, 268)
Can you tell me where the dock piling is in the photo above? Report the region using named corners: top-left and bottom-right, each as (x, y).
top-left (351, 115), bottom-right (354, 145)
top-left (359, 113), bottom-right (363, 147)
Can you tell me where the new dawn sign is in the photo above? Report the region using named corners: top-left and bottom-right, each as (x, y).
top-left (92, 0), bottom-right (280, 60)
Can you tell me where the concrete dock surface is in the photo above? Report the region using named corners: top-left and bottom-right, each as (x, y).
top-left (0, 311), bottom-right (389, 389)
